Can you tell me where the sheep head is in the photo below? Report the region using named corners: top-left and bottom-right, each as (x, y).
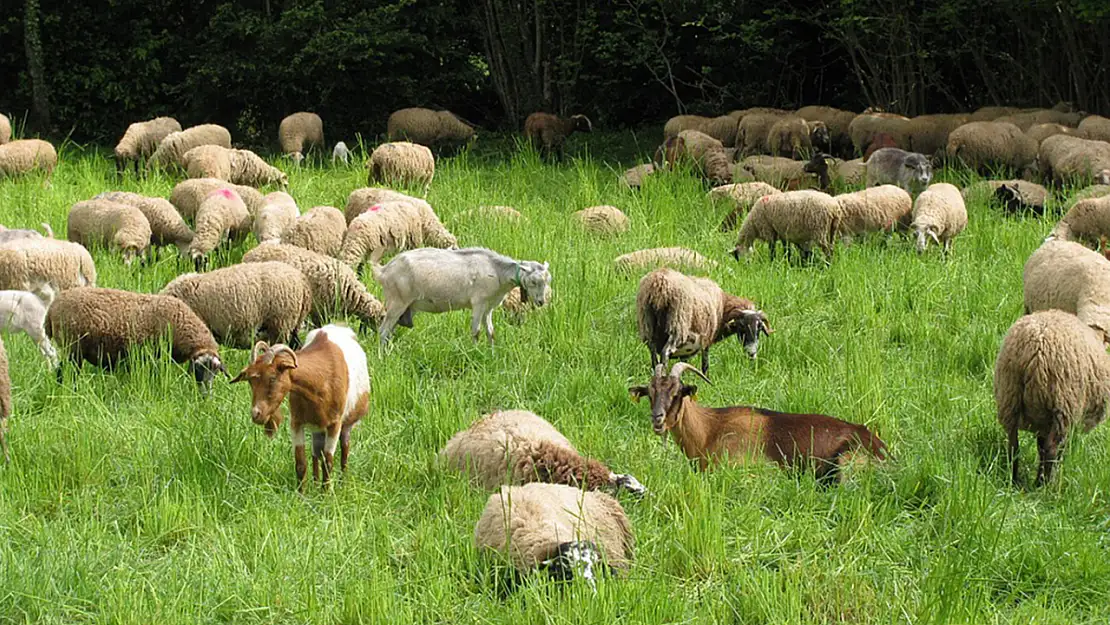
top-left (913, 225), bottom-right (941, 253)
top-left (230, 341), bottom-right (299, 437)
top-left (570, 115), bottom-right (593, 134)
top-left (807, 121), bottom-right (830, 152)
top-left (803, 153), bottom-right (833, 189)
top-left (1098, 169), bottom-right (1110, 185)
top-left (543, 540), bottom-right (605, 591)
top-left (629, 362), bottom-right (711, 435)
top-left (190, 350), bottom-right (227, 394)
top-left (721, 302), bottom-right (773, 358)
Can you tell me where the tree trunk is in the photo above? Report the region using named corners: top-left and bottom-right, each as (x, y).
top-left (24, 0), bottom-right (50, 132)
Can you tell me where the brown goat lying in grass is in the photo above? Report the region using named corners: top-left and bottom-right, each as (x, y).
top-left (629, 362), bottom-right (888, 481)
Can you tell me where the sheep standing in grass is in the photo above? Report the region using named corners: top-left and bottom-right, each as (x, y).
top-left (332, 141), bottom-right (351, 165)
top-left (0, 336), bottom-right (8, 462)
top-left (662, 130), bottom-right (732, 185)
top-left (114, 117), bottom-right (181, 173)
top-left (0, 238), bottom-right (96, 292)
top-left (0, 113), bottom-right (10, 145)
top-left (148, 124), bottom-right (232, 171)
top-left (170, 178), bottom-right (266, 222)
top-left (712, 182), bottom-right (781, 231)
top-left (253, 192), bottom-right (299, 244)
top-left (367, 142), bottom-right (434, 194)
top-left (345, 187), bottom-right (430, 224)
top-left (0, 139), bottom-right (57, 179)
top-left (767, 117), bottom-right (829, 158)
top-left (737, 112), bottom-right (790, 155)
top-left (0, 287), bottom-right (58, 366)
top-left (614, 247), bottom-right (717, 275)
top-left (184, 145), bottom-right (289, 189)
top-left (1023, 239), bottom-right (1110, 338)
top-left (94, 191), bottom-right (195, 252)
top-left (733, 190), bottom-right (841, 262)
top-left (574, 206), bottom-right (629, 235)
top-left (833, 185), bottom-right (913, 240)
top-left (280, 206), bottom-right (346, 257)
top-left (995, 310), bottom-right (1110, 485)
top-left (67, 199), bottom-right (152, 263)
top-left (187, 189), bottom-right (251, 266)
top-left (279, 112), bottom-right (324, 163)
top-left (945, 122), bottom-right (1038, 173)
top-left (739, 153), bottom-right (832, 190)
top-left (1039, 135), bottom-right (1110, 184)
top-left (911, 183), bottom-right (967, 254)
top-left (849, 112), bottom-right (911, 154)
top-left (865, 148), bottom-right (933, 192)
top-left (338, 200), bottom-right (457, 268)
top-left (959, 180), bottom-right (1048, 216)
top-left (524, 112), bottom-right (593, 158)
top-left (387, 108), bottom-right (476, 150)
top-left (1048, 193), bottom-right (1110, 246)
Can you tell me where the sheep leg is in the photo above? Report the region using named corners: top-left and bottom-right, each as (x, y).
top-left (339, 423), bottom-right (353, 473)
top-left (291, 425), bottom-right (308, 491)
top-left (321, 425), bottom-right (340, 487)
top-left (1035, 426), bottom-right (1063, 486)
top-left (311, 432), bottom-right (325, 483)
top-left (1007, 426), bottom-right (1021, 486)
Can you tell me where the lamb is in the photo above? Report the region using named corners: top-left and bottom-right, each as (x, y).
top-left (1022, 239), bottom-right (1110, 339)
top-left (113, 116), bottom-right (182, 173)
top-left (242, 242), bottom-right (386, 328)
top-left (338, 199), bottom-right (457, 268)
top-left (711, 182), bottom-right (781, 231)
top-left (574, 205), bottom-right (629, 235)
top-left (865, 148), bottom-right (933, 192)
top-left (186, 188), bottom-right (251, 266)
top-left (282, 206), bottom-right (346, 257)
top-left (440, 409), bottom-right (645, 494)
top-left (0, 139), bottom-right (57, 179)
top-left (945, 121), bottom-right (1038, 173)
top-left (833, 185), bottom-right (913, 239)
top-left (0, 113), bottom-right (9, 145)
top-left (906, 114), bottom-right (968, 157)
top-left (170, 178), bottom-right (266, 222)
top-left (849, 112), bottom-right (911, 154)
top-left (46, 287), bottom-right (226, 390)
top-left (795, 106), bottom-right (857, 157)
top-left (1039, 135), bottom-right (1110, 184)
top-left (0, 287), bottom-right (59, 366)
top-left (373, 247), bottom-right (551, 345)
top-left (386, 107), bottom-right (476, 149)
top-left (767, 117), bottom-right (829, 158)
top-left (345, 187), bottom-right (430, 224)
top-left (662, 130), bottom-right (732, 185)
top-left (911, 183), bottom-right (967, 254)
top-left (637, 268), bottom-right (771, 372)
top-left (732, 189), bottom-right (841, 262)
top-left (278, 112), bottom-right (324, 163)
top-left (183, 145), bottom-right (289, 188)
top-left (629, 363), bottom-right (888, 478)
top-left (620, 163), bottom-right (656, 189)
top-left (960, 180), bottom-right (1048, 216)
top-left (1026, 123), bottom-right (1084, 146)
top-left (147, 124), bottom-right (232, 171)
top-left (0, 238), bottom-right (96, 292)
top-left (331, 141), bottom-right (351, 165)
top-left (1049, 192), bottom-right (1110, 246)
top-left (0, 223), bottom-right (53, 246)
top-left (994, 310), bottom-right (1110, 485)
top-left (66, 199), bottom-right (152, 263)
top-left (366, 141), bottom-right (434, 194)
top-left (253, 191), bottom-right (300, 244)
top-left (737, 112), bottom-right (790, 155)
top-left (93, 191), bottom-right (195, 252)
top-left (0, 335), bottom-right (8, 462)
top-left (524, 112), bottom-right (593, 158)
top-left (230, 325), bottom-right (370, 489)
top-left (1077, 115), bottom-right (1110, 143)
top-left (613, 247), bottom-right (717, 275)
top-left (474, 483), bottom-right (634, 588)
top-left (160, 261), bottom-right (312, 348)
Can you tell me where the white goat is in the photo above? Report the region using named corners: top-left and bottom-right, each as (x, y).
top-left (0, 285), bottom-right (58, 367)
top-left (332, 141), bottom-right (351, 165)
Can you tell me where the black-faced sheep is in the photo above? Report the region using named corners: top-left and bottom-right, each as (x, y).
top-left (1023, 239), bottom-right (1110, 339)
top-left (911, 183), bottom-right (967, 254)
top-left (279, 112), bottom-right (325, 163)
top-left (945, 121), bottom-right (1038, 174)
top-left (184, 145), bottom-right (289, 189)
top-left (66, 199), bottom-right (152, 263)
top-left (148, 124), bottom-right (232, 171)
top-left (387, 107), bottom-right (476, 150)
top-left (114, 117), bottom-right (182, 174)
top-left (733, 189), bottom-right (841, 262)
top-left (865, 148), bottom-right (933, 192)
top-left (0, 139), bottom-right (57, 179)
top-left (524, 112), bottom-right (593, 158)
top-left (960, 180), bottom-right (1048, 216)
top-left (366, 141), bottom-right (434, 195)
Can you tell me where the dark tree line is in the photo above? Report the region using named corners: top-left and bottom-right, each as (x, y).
top-left (1, 0), bottom-right (1107, 145)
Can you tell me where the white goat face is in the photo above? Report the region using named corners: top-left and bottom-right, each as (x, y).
top-left (519, 261), bottom-right (551, 307)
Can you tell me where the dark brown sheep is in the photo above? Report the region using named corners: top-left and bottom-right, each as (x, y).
top-left (524, 112), bottom-right (592, 159)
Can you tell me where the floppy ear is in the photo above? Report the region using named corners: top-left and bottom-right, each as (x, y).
top-left (681, 384), bottom-right (698, 398)
top-left (628, 386), bottom-right (648, 402)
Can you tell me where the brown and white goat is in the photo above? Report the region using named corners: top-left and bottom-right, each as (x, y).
top-left (231, 324), bottom-right (370, 489)
top-left (629, 363), bottom-right (888, 481)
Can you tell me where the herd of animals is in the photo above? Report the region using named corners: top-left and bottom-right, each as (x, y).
top-left (2, 100), bottom-right (1110, 589)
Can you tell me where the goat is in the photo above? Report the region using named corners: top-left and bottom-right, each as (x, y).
top-left (628, 363), bottom-right (888, 481)
top-left (0, 285), bottom-right (58, 367)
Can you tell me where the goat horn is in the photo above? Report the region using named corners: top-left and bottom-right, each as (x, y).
top-left (669, 362), bottom-right (711, 384)
top-left (267, 344), bottom-right (298, 367)
top-left (251, 341), bottom-right (270, 361)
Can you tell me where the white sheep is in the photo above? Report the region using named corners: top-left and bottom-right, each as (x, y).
top-left (573, 206), bottom-right (629, 235)
top-left (183, 145), bottom-right (289, 188)
top-left (0, 286), bottom-right (58, 366)
top-left (0, 238), bottom-right (97, 292)
top-left (387, 108), bottom-right (476, 149)
top-left (366, 141), bottom-right (434, 195)
top-left (613, 247), bottom-right (717, 275)
top-left (187, 188), bottom-right (251, 266)
top-left (344, 187), bottom-right (430, 224)
top-left (279, 112), bottom-right (324, 163)
top-left (733, 189), bottom-right (841, 262)
top-left (1040, 135), bottom-right (1110, 184)
top-left (253, 191), bottom-right (300, 244)
top-left (337, 199), bottom-right (457, 268)
top-left (148, 124), bottom-right (232, 171)
top-left (66, 199), bottom-right (152, 263)
top-left (282, 206), bottom-right (346, 257)
top-left (93, 191), bottom-right (195, 253)
top-left (711, 182), bottom-right (782, 231)
top-left (1050, 193), bottom-right (1110, 246)
top-left (0, 139), bottom-right (57, 180)
top-left (946, 121), bottom-right (1038, 173)
top-left (911, 183), bottom-right (967, 254)
top-left (114, 116), bottom-right (181, 173)
top-left (1023, 239), bottom-right (1110, 339)
top-left (833, 184), bottom-right (913, 240)
top-left (170, 178), bottom-right (266, 222)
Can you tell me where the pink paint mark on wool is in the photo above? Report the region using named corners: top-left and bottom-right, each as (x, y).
top-left (217, 189), bottom-right (234, 199)
top-left (369, 204), bottom-right (382, 212)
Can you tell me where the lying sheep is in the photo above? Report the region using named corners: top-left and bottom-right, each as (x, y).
top-left (574, 205), bottom-right (629, 235)
top-left (613, 247), bottom-right (716, 275)
top-left (796, 106), bottom-right (857, 157)
top-left (0, 139), bottom-right (57, 179)
top-left (345, 187), bottom-right (430, 224)
top-left (945, 121), bottom-right (1038, 173)
top-left (160, 261), bottom-right (312, 348)
top-left (387, 107), bottom-right (476, 149)
top-left (1049, 193), bottom-right (1110, 248)
top-left (66, 199), bottom-right (152, 263)
top-left (0, 336), bottom-right (7, 461)
top-left (46, 287), bottom-right (227, 390)
top-left (373, 247), bottom-right (551, 346)
top-left (0, 287), bottom-right (58, 366)
top-left (253, 191), bottom-right (299, 244)
top-left (0, 223), bottom-right (53, 246)
top-left (525, 112), bottom-right (593, 158)
top-left (0, 238), bottom-right (96, 292)
top-left (94, 191), bottom-right (195, 252)
top-left (0, 113), bottom-right (9, 145)
top-left (114, 117), bottom-right (181, 173)
top-left (1026, 123), bottom-right (1084, 146)
top-left (440, 409), bottom-right (644, 494)
top-left (767, 117), bottom-right (829, 158)
top-left (366, 141), bottom-right (434, 194)
top-left (995, 310), bottom-right (1110, 485)
top-left (187, 189), bottom-right (251, 266)
top-left (184, 145), bottom-right (289, 188)
top-left (242, 242), bottom-right (385, 328)
top-left (1023, 239), bottom-right (1110, 338)
top-left (337, 200), bottom-right (456, 267)
top-left (865, 148), bottom-right (933, 192)
top-left (148, 124), bottom-right (232, 171)
top-left (911, 183), bottom-right (967, 254)
top-left (906, 114), bottom-right (968, 158)
top-left (833, 185), bottom-right (913, 239)
top-left (1039, 135), bottom-right (1110, 184)
top-left (620, 163), bottom-right (656, 189)
top-left (455, 205), bottom-right (524, 223)
top-left (170, 178), bottom-right (266, 222)
top-left (960, 180), bottom-right (1048, 216)
top-left (849, 112), bottom-right (911, 154)
top-left (331, 141), bottom-right (351, 165)
top-left (278, 112), bottom-right (324, 163)
top-left (733, 190), bottom-right (841, 262)
top-left (1078, 115), bottom-right (1110, 143)
top-left (663, 130), bottom-right (732, 185)
top-left (713, 182), bottom-right (782, 231)
top-left (282, 206), bottom-right (346, 257)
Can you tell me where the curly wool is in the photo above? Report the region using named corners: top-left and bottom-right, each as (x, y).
top-left (849, 113), bottom-right (911, 154)
top-left (187, 189), bottom-right (251, 261)
top-left (337, 200), bottom-right (456, 267)
top-left (574, 206), bottom-right (629, 235)
top-left (1023, 240), bottom-right (1110, 337)
top-left (345, 187), bottom-right (431, 224)
top-left (767, 117), bottom-right (824, 158)
top-left (114, 117), bottom-right (181, 163)
top-left (253, 192), bottom-right (300, 244)
top-left (637, 268), bottom-right (724, 359)
top-left (1050, 193), bottom-right (1110, 245)
top-left (148, 124), bottom-right (232, 171)
top-left (0, 114), bottom-right (10, 145)
top-left (712, 182), bottom-right (781, 231)
top-left (614, 247), bottom-right (716, 275)
top-left (386, 108), bottom-right (475, 147)
top-left (995, 109), bottom-right (1085, 131)
top-left (66, 199), bottom-right (152, 260)
top-left (94, 191), bottom-right (194, 251)
top-left (278, 112), bottom-right (324, 158)
top-left (0, 238), bottom-right (96, 292)
top-left (946, 122), bottom-right (1037, 171)
top-left (184, 145), bottom-right (288, 188)
top-left (367, 142), bottom-right (435, 193)
top-left (906, 114), bottom-right (968, 157)
top-left (911, 183), bottom-right (967, 248)
top-left (735, 189), bottom-right (841, 257)
top-left (282, 206), bottom-right (346, 256)
top-left (1078, 115), bottom-right (1110, 143)
top-left (0, 139), bottom-right (57, 178)
top-left (1040, 135), bottom-right (1110, 183)
top-left (170, 178), bottom-right (265, 222)
top-left (1026, 123), bottom-right (1084, 146)
top-left (160, 261), bottom-right (312, 348)
top-left (833, 185), bottom-right (913, 237)
top-left (737, 112), bottom-right (790, 155)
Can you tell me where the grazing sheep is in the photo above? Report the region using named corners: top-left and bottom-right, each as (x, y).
top-left (366, 141), bottom-right (435, 194)
top-left (664, 115), bottom-right (739, 145)
top-left (960, 180), bottom-right (1048, 216)
top-left (614, 247), bottom-right (717, 275)
top-left (474, 483), bottom-right (633, 587)
top-left (1026, 123), bottom-right (1085, 146)
top-left (796, 105), bottom-right (857, 157)
top-left (525, 112), bottom-right (593, 157)
top-left (945, 121), bottom-right (1039, 174)
top-left (113, 117), bottom-right (182, 173)
top-left (1077, 115), bottom-right (1110, 143)
top-left (440, 409), bottom-right (645, 494)
top-left (737, 112), bottom-right (790, 155)
top-left (996, 109), bottom-right (1086, 131)
top-left (0, 113), bottom-right (9, 145)
top-left (1069, 185), bottom-right (1110, 207)
top-left (170, 178), bottom-right (266, 222)
top-left (0, 223), bottom-right (53, 246)
top-left (728, 107), bottom-right (790, 120)
top-left (1039, 135), bottom-right (1110, 184)
top-left (833, 157), bottom-right (868, 186)
top-left (344, 187), bottom-right (430, 224)
top-left (160, 261), bottom-right (312, 348)
top-left (242, 243), bottom-right (385, 328)
top-left (849, 113), bottom-right (911, 154)
top-left (629, 363), bottom-right (888, 478)
top-left (386, 107), bottom-right (476, 149)
top-left (278, 112), bottom-right (325, 163)
top-left (1049, 193), bottom-right (1110, 248)
top-left (865, 148), bottom-right (933, 192)
top-left (187, 189), bottom-right (251, 266)
top-left (574, 206), bottom-right (629, 235)
top-left (0, 238), bottom-right (96, 292)
top-left (911, 183), bottom-right (967, 254)
top-left (995, 310), bottom-right (1110, 485)
top-left (637, 268), bottom-right (771, 372)
top-left (1023, 239), bottom-right (1110, 338)
top-left (0, 287), bottom-right (59, 366)
top-left (253, 191), bottom-right (300, 244)
top-left (184, 145), bottom-right (289, 189)
top-left (46, 287), bottom-right (226, 390)
top-left (0, 139), bottom-right (57, 179)
top-left (0, 336), bottom-right (8, 462)
top-left (906, 114), bottom-right (968, 158)
top-left (373, 247), bottom-right (551, 346)
top-left (833, 185), bottom-right (913, 239)
top-left (733, 189), bottom-right (841, 262)
top-left (663, 131), bottom-right (732, 185)
top-left (621, 163), bottom-right (656, 189)
top-left (739, 155), bottom-right (828, 190)
top-left (713, 182), bottom-right (782, 231)
top-left (332, 141), bottom-right (351, 165)
top-left (767, 117), bottom-right (829, 158)
top-left (337, 200), bottom-right (456, 267)
top-left (148, 124), bottom-right (232, 171)
top-left (282, 206), bottom-right (346, 257)
top-left (66, 199), bottom-right (152, 263)
top-left (94, 191), bottom-right (195, 252)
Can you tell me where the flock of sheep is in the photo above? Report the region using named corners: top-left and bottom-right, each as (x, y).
top-left (2, 99), bottom-right (1110, 589)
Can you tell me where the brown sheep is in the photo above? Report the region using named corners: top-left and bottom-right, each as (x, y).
top-left (524, 112), bottom-right (592, 159)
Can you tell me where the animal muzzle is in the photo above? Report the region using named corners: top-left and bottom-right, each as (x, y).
top-left (743, 337), bottom-right (760, 358)
top-left (651, 414), bottom-right (666, 435)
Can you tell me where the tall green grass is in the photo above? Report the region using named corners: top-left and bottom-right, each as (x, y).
top-left (0, 136), bottom-right (1108, 624)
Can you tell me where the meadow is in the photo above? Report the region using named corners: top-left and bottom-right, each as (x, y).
top-left (1, 132), bottom-right (1109, 625)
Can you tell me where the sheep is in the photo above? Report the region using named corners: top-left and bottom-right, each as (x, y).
top-left (1077, 115), bottom-right (1110, 143)
top-left (282, 206), bottom-right (346, 257)
top-left (525, 112), bottom-right (593, 158)
top-left (366, 141), bottom-right (435, 194)
top-left (338, 199), bottom-right (456, 268)
top-left (1026, 123), bottom-right (1085, 146)
top-left (160, 261), bottom-right (312, 348)
top-left (865, 148), bottom-right (933, 192)
top-left (455, 205), bottom-right (524, 222)
top-left (0, 223), bottom-right (53, 246)
top-left (613, 247), bottom-right (717, 275)
top-left (386, 107), bottom-right (476, 149)
top-left (739, 153), bottom-right (834, 190)
top-left (637, 268), bottom-right (771, 373)
top-left (0, 113), bottom-right (9, 145)
top-left (960, 180), bottom-right (1048, 216)
top-left (147, 124), bottom-right (232, 171)
top-left (0, 287), bottom-right (58, 366)
top-left (911, 183), bottom-right (967, 254)
top-left (767, 117), bottom-right (829, 158)
top-left (737, 112), bottom-right (791, 155)
top-left (796, 106), bottom-right (857, 157)
top-left (373, 247), bottom-right (550, 346)
top-left (732, 189), bottom-right (841, 262)
top-left (278, 112), bottom-right (324, 163)
top-left (712, 182), bottom-right (782, 231)
top-left (1023, 239), bottom-right (1110, 339)
top-left (113, 116), bottom-right (182, 173)
top-left (0, 238), bottom-right (96, 292)
top-left (187, 188), bottom-right (251, 266)
top-left (474, 483), bottom-right (633, 588)
top-left (230, 325), bottom-right (369, 489)
top-left (183, 145), bottom-right (289, 189)
top-left (629, 362), bottom-right (888, 478)
top-left (574, 205), bottom-right (629, 235)
top-left (663, 115), bottom-right (739, 147)
top-left (0, 139), bottom-right (57, 179)
top-left (833, 184), bottom-right (914, 240)
top-left (170, 178), bottom-right (266, 222)
top-left (996, 109), bottom-right (1086, 131)
top-left (253, 191), bottom-right (300, 244)
top-left (906, 114), bottom-right (968, 158)
top-left (440, 409), bottom-right (645, 494)
top-left (945, 121), bottom-right (1038, 173)
top-left (331, 141), bottom-right (351, 165)
top-left (620, 163), bottom-right (656, 189)
top-left (46, 287), bottom-right (226, 390)
top-left (66, 199), bottom-right (152, 263)
top-left (728, 107), bottom-right (790, 120)
top-left (1049, 192), bottom-right (1110, 247)
top-left (849, 113), bottom-right (911, 154)
top-left (662, 131), bottom-right (732, 185)
top-left (242, 242), bottom-right (385, 328)
top-left (1069, 185), bottom-right (1110, 206)
top-left (833, 157), bottom-right (868, 186)
top-left (345, 187), bottom-right (430, 224)
top-left (93, 191), bottom-right (195, 252)
top-left (994, 310), bottom-right (1110, 485)
top-left (0, 335), bottom-right (8, 462)
top-left (1039, 135), bottom-right (1110, 184)
top-left (968, 106), bottom-right (1024, 122)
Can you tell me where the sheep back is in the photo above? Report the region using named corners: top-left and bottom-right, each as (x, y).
top-left (911, 183), bottom-right (967, 244)
top-left (0, 114), bottom-right (10, 145)
top-left (796, 106), bottom-right (857, 156)
top-left (1026, 123), bottom-right (1084, 146)
top-left (849, 114), bottom-right (911, 154)
top-left (253, 191), bottom-right (300, 244)
top-left (95, 191), bottom-right (194, 250)
top-left (114, 117), bottom-right (182, 162)
top-left (0, 139), bottom-right (57, 177)
top-left (1041, 135), bottom-right (1110, 183)
top-left (0, 238), bottom-right (96, 291)
top-left (738, 113), bottom-right (789, 155)
top-left (946, 121), bottom-right (1038, 171)
top-left (279, 112), bottom-right (325, 157)
top-left (712, 182), bottom-right (781, 231)
top-left (614, 247), bottom-right (716, 275)
top-left (170, 178), bottom-right (266, 222)
top-left (282, 206), bottom-right (346, 256)
top-left (1051, 193), bottom-right (1110, 247)
top-left (148, 124), bottom-right (232, 170)
top-left (834, 185), bottom-right (913, 236)
top-left (345, 187), bottom-right (430, 224)
top-left (367, 141), bottom-right (435, 191)
top-left (906, 114), bottom-right (968, 157)
top-left (188, 189), bottom-right (251, 260)
top-left (637, 268), bottom-right (722, 357)
top-left (574, 205), bottom-right (629, 235)
top-left (1078, 115), bottom-right (1110, 143)
top-left (386, 108), bottom-right (475, 147)
top-left (1023, 239), bottom-right (1110, 337)
top-left (66, 199), bottom-right (152, 258)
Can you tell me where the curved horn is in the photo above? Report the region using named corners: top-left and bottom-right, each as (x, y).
top-left (669, 362), bottom-right (711, 384)
top-left (267, 345), bottom-right (298, 368)
top-left (251, 341), bottom-right (270, 361)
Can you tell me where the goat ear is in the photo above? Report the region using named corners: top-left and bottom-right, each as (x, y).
top-left (628, 386), bottom-right (648, 402)
top-left (681, 384), bottom-right (698, 398)
top-left (275, 360), bottom-right (298, 372)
